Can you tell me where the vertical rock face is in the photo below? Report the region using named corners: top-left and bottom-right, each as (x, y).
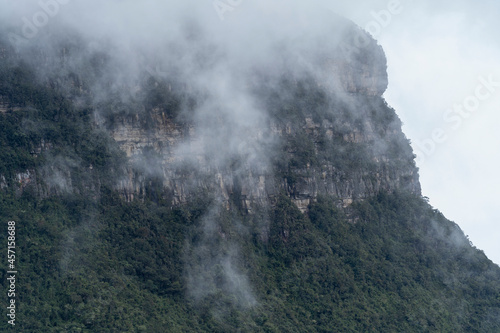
top-left (109, 102), bottom-right (420, 211)
top-left (108, 25), bottom-right (420, 212)
top-left (0, 18), bottom-right (420, 211)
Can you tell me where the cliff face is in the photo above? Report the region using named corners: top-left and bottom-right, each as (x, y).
top-left (0, 21), bottom-right (420, 212)
top-left (107, 28), bottom-right (420, 212)
top-left (110, 107), bottom-right (420, 212)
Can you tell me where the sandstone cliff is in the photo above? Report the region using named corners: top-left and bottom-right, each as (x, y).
top-left (0, 20), bottom-right (420, 213)
top-left (106, 26), bottom-right (420, 212)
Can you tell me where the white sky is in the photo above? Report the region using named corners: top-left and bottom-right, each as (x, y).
top-left (325, 0), bottom-right (500, 265)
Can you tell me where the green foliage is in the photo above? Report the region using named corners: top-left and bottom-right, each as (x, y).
top-left (0, 59), bottom-right (126, 188)
top-left (0, 38), bottom-right (499, 332)
top-left (4, 187), bottom-right (499, 331)
top-left (263, 75), bottom-right (413, 183)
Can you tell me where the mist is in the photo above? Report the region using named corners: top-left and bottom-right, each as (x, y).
top-left (2, 1), bottom-right (497, 325)
top-left (0, 0), bottom-right (409, 309)
top-left (0, 0), bottom-right (362, 310)
top-left (1, 2), bottom-right (500, 331)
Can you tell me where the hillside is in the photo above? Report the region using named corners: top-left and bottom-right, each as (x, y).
top-left (0, 11), bottom-right (499, 332)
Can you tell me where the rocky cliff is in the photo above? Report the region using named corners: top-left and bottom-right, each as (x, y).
top-left (0, 20), bottom-right (420, 213)
top-left (105, 26), bottom-right (420, 212)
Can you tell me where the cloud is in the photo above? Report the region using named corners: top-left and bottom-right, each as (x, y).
top-left (184, 204), bottom-right (257, 310)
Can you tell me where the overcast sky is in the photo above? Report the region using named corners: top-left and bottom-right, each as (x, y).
top-left (327, 0), bottom-right (500, 265)
top-left (1, 0), bottom-right (498, 265)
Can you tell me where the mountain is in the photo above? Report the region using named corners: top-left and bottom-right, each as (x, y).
top-left (0, 11), bottom-right (499, 332)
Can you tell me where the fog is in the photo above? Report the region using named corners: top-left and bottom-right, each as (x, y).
top-left (1, 0), bottom-right (498, 310)
top-left (0, 0), bottom-right (358, 309)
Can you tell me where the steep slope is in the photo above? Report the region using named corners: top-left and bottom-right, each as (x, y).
top-left (103, 25), bottom-right (420, 212)
top-left (0, 15), bottom-right (499, 333)
top-left (0, 19), bottom-right (420, 212)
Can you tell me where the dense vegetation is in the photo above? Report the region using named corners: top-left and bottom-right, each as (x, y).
top-left (1, 189), bottom-right (500, 332)
top-left (1, 38), bottom-right (500, 332)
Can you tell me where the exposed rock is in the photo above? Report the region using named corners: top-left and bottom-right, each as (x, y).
top-left (0, 19), bottom-right (420, 213)
top-left (109, 92), bottom-right (420, 213)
